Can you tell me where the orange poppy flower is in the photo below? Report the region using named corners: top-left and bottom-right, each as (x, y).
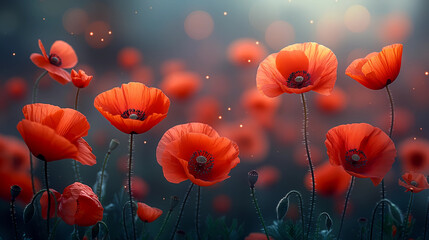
top-left (346, 44), bottom-right (403, 90)
top-left (305, 161), bottom-right (352, 197)
top-left (188, 96), bottom-right (220, 126)
top-left (71, 69), bottom-right (93, 88)
top-left (399, 172), bottom-right (429, 193)
top-left (16, 103), bottom-right (96, 165)
top-left (240, 88), bottom-right (280, 128)
top-left (94, 82), bottom-right (170, 134)
top-left (227, 38), bottom-right (267, 67)
top-left (399, 138), bottom-right (429, 174)
top-left (117, 47), bottom-right (142, 70)
top-left (256, 42), bottom-right (338, 97)
top-left (30, 39), bottom-right (78, 84)
top-left (58, 182), bottom-right (103, 226)
top-left (137, 202), bottom-right (163, 223)
top-left (160, 71), bottom-right (201, 100)
top-left (40, 189), bottom-right (61, 219)
top-left (314, 87), bottom-right (347, 114)
top-left (156, 123), bottom-right (240, 187)
top-left (325, 123), bottom-right (396, 185)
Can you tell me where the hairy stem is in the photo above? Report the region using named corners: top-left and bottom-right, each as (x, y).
top-left (10, 197), bottom-right (19, 240)
top-left (155, 210), bottom-right (173, 240)
top-left (196, 186), bottom-right (201, 240)
top-left (337, 176), bottom-right (354, 239)
top-left (171, 183), bottom-right (194, 240)
top-left (370, 199), bottom-right (394, 240)
top-left (301, 93), bottom-right (315, 240)
top-left (32, 70), bottom-right (48, 103)
top-left (250, 187), bottom-right (269, 240)
top-left (128, 133), bottom-right (136, 240)
top-left (278, 190), bottom-right (305, 235)
top-left (97, 149), bottom-right (111, 202)
top-left (72, 88), bottom-right (82, 182)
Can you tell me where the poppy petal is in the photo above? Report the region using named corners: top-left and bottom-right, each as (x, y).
top-left (73, 194), bottom-right (103, 226)
top-left (256, 53), bottom-right (286, 97)
top-left (30, 54), bottom-right (49, 69)
top-left (17, 120), bottom-right (78, 161)
top-left (275, 50), bottom-right (309, 80)
top-left (22, 103), bottom-right (62, 123)
top-left (48, 71), bottom-right (71, 85)
top-left (38, 39), bottom-right (48, 59)
top-left (42, 108), bottom-right (90, 142)
top-left (50, 40), bottom-right (78, 68)
top-left (73, 138), bottom-right (96, 166)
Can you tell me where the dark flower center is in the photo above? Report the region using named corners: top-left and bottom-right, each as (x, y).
top-left (49, 54), bottom-right (62, 66)
top-left (345, 149), bottom-right (367, 168)
top-left (286, 71), bottom-right (311, 89)
top-left (409, 152), bottom-right (424, 169)
top-left (188, 150), bottom-right (214, 180)
top-left (121, 109), bottom-right (146, 121)
top-left (410, 180), bottom-right (418, 187)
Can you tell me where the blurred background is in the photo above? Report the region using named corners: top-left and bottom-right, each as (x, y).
top-left (1, 0), bottom-right (429, 239)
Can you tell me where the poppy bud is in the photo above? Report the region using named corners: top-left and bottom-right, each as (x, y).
top-left (276, 196), bottom-right (289, 220)
top-left (23, 203), bottom-right (35, 223)
top-left (170, 196), bottom-right (179, 211)
top-left (109, 138), bottom-right (120, 152)
top-left (325, 216), bottom-right (332, 231)
top-left (71, 69), bottom-right (93, 88)
top-left (248, 170), bottom-right (258, 189)
top-left (10, 185), bottom-right (22, 200)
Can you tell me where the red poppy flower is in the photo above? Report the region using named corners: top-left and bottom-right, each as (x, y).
top-left (160, 71), bottom-right (201, 100)
top-left (212, 194), bottom-right (231, 214)
top-left (245, 233), bottom-right (274, 240)
top-left (16, 103), bottom-right (96, 165)
top-left (30, 39), bottom-right (78, 84)
top-left (5, 77), bottom-right (28, 100)
top-left (325, 123), bottom-right (396, 185)
top-left (305, 161), bottom-right (352, 197)
top-left (346, 44), bottom-right (403, 90)
top-left (399, 138), bottom-right (429, 174)
top-left (71, 69), bottom-right (93, 88)
top-left (0, 169), bottom-right (40, 204)
top-left (399, 172), bottom-right (429, 193)
top-left (0, 135), bottom-right (31, 172)
top-left (241, 88), bottom-right (280, 128)
top-left (40, 189), bottom-right (61, 219)
top-left (156, 123), bottom-right (240, 187)
top-left (58, 182), bottom-right (103, 226)
top-left (123, 176), bottom-right (149, 201)
top-left (94, 82), bottom-right (170, 134)
top-left (256, 42), bottom-right (338, 97)
top-left (314, 87), bottom-right (347, 114)
top-left (137, 202), bottom-right (162, 223)
top-left (255, 165), bottom-right (280, 188)
top-left (227, 38), bottom-right (267, 67)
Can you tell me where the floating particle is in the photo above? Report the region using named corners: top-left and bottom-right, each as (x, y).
top-left (144, 141), bottom-right (147, 144)
top-left (205, 75), bottom-right (210, 79)
top-left (255, 41), bottom-right (259, 45)
top-left (100, 38), bottom-right (104, 42)
top-left (223, 12), bottom-right (228, 16)
top-left (42, 17), bottom-right (46, 21)
top-left (108, 31), bottom-right (112, 35)
top-left (420, 128), bottom-right (423, 131)
top-left (89, 32), bottom-right (94, 36)
top-left (12, 52), bottom-right (15, 56)
top-left (239, 124), bottom-right (243, 128)
top-left (310, 20), bottom-right (314, 24)
top-left (247, 59), bottom-right (251, 63)
top-left (218, 116), bottom-right (222, 119)
top-left (228, 107), bottom-right (231, 111)
top-left (425, 71), bottom-right (428, 76)
top-left (414, 137), bottom-right (417, 140)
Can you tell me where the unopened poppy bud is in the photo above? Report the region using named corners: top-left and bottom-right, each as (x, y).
top-left (109, 139), bottom-right (120, 151)
top-left (23, 203), bottom-right (35, 223)
top-left (10, 185), bottom-right (22, 200)
top-left (170, 196), bottom-right (179, 211)
top-left (325, 216), bottom-right (332, 231)
top-left (71, 69), bottom-right (93, 88)
top-left (248, 170), bottom-right (258, 188)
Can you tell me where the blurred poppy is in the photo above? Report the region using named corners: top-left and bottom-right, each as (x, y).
top-left (5, 77), bottom-right (28, 100)
top-left (130, 66), bottom-right (154, 86)
top-left (58, 182), bottom-right (103, 226)
top-left (245, 233), bottom-right (273, 240)
top-left (257, 42), bottom-right (338, 97)
top-left (94, 82), bottom-right (170, 134)
top-left (40, 189), bottom-right (61, 219)
top-left (399, 172), bottom-right (429, 193)
top-left (0, 169), bottom-right (39, 204)
top-left (30, 39), bottom-right (78, 84)
top-left (160, 71), bottom-right (201, 101)
top-left (137, 202), bottom-right (162, 223)
top-left (123, 176), bottom-right (149, 201)
top-left (314, 87), bottom-right (347, 114)
top-left (160, 59), bottom-right (186, 76)
top-left (227, 38), bottom-right (266, 66)
top-left (212, 194), bottom-right (231, 214)
top-left (117, 47), bottom-right (142, 70)
top-left (218, 122), bottom-right (268, 162)
top-left (376, 107), bottom-right (414, 137)
top-left (156, 122), bottom-right (240, 187)
top-left (346, 44), bottom-right (403, 90)
top-left (399, 138), bottom-right (429, 174)
top-left (241, 88), bottom-right (280, 128)
top-left (71, 69), bottom-right (93, 88)
top-left (255, 165), bottom-right (280, 188)
top-left (0, 135), bottom-right (30, 172)
top-left (305, 161), bottom-right (352, 197)
top-left (188, 96), bottom-right (220, 126)
top-left (325, 123), bottom-right (396, 185)
top-left (16, 103), bottom-right (95, 165)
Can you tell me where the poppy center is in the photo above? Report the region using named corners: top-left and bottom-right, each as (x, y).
top-left (188, 150), bottom-right (214, 180)
top-left (121, 109), bottom-right (146, 121)
top-left (410, 180), bottom-right (418, 187)
top-left (49, 54), bottom-right (62, 66)
top-left (345, 149), bottom-right (367, 168)
top-left (287, 71), bottom-right (311, 89)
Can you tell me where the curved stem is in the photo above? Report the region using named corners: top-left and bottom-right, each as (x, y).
top-left (44, 160), bottom-right (50, 238)
top-left (10, 197), bottom-right (19, 240)
top-left (370, 199), bottom-right (394, 240)
top-left (128, 133), bottom-right (136, 240)
top-left (301, 93), bottom-right (315, 240)
top-left (424, 197), bottom-right (429, 240)
top-left (337, 176), bottom-right (354, 239)
top-left (97, 150), bottom-right (112, 202)
top-left (315, 212), bottom-right (332, 237)
top-left (48, 218), bottom-right (60, 240)
top-left (123, 201), bottom-right (138, 240)
top-left (155, 210), bottom-right (173, 240)
top-left (32, 70), bottom-right (48, 103)
top-left (74, 88), bottom-right (81, 110)
top-left (72, 88), bottom-right (82, 182)
top-left (403, 192), bottom-right (414, 240)
top-left (278, 190), bottom-right (305, 235)
top-left (250, 187), bottom-right (269, 240)
top-left (196, 186), bottom-right (201, 240)
top-left (171, 183), bottom-right (194, 240)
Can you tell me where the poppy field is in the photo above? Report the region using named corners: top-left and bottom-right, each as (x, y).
top-left (1, 0), bottom-right (429, 239)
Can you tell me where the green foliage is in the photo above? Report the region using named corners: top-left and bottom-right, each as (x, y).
top-left (203, 216), bottom-right (244, 240)
top-left (266, 220), bottom-right (303, 240)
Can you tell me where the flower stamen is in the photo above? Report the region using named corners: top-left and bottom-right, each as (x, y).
top-left (345, 149), bottom-right (367, 168)
top-left (121, 109), bottom-right (146, 121)
top-left (286, 71), bottom-right (311, 89)
top-left (189, 150), bottom-right (214, 180)
top-left (49, 54), bottom-right (62, 66)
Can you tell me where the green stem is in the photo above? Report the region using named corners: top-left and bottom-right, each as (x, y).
top-left (337, 176), bottom-right (354, 239)
top-left (74, 88), bottom-right (81, 110)
top-left (250, 187), bottom-right (269, 240)
top-left (155, 210), bottom-right (173, 240)
top-left (72, 88), bottom-right (82, 183)
top-left (128, 133), bottom-right (136, 240)
top-left (403, 192), bottom-right (414, 240)
top-left (30, 154), bottom-right (36, 195)
top-left (315, 212), bottom-right (332, 237)
top-left (97, 150), bottom-right (112, 202)
top-left (301, 93), bottom-right (315, 240)
top-left (44, 160), bottom-right (50, 238)
top-left (196, 186), bottom-right (201, 240)
top-left (170, 183), bottom-right (194, 240)
top-left (48, 218), bottom-right (60, 240)
top-left (370, 199), bottom-right (394, 240)
top-left (10, 197), bottom-right (19, 240)
top-left (32, 70), bottom-right (48, 103)
top-left (278, 190), bottom-right (305, 235)
top-left (123, 201), bottom-right (138, 240)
